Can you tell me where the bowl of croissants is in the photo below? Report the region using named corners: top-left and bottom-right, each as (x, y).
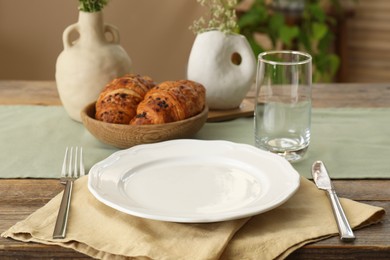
top-left (80, 74), bottom-right (209, 149)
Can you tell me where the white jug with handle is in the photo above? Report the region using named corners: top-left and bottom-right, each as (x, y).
top-left (56, 11), bottom-right (132, 122)
top-left (187, 30), bottom-right (256, 110)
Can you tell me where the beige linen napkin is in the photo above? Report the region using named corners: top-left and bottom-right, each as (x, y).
top-left (2, 176), bottom-right (249, 260)
top-left (221, 177), bottom-right (385, 259)
top-left (2, 176), bottom-right (385, 260)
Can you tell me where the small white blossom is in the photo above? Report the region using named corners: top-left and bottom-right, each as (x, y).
top-left (190, 0), bottom-right (239, 34)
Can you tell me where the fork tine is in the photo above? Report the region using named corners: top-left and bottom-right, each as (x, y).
top-left (61, 147), bottom-right (69, 177)
top-left (62, 147), bottom-right (85, 178)
top-left (68, 147), bottom-right (73, 177)
top-left (74, 147), bottom-right (78, 177)
top-left (80, 147), bottom-right (85, 176)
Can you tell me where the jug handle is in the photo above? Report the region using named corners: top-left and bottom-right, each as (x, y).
top-left (62, 24), bottom-right (79, 50)
top-left (104, 24), bottom-right (120, 44)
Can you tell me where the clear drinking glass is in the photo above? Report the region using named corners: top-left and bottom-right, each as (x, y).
top-left (254, 50), bottom-right (312, 162)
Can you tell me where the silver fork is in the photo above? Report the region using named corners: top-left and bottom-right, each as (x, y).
top-left (53, 147), bottom-right (85, 239)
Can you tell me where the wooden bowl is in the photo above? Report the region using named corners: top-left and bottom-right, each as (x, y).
top-left (81, 102), bottom-right (209, 149)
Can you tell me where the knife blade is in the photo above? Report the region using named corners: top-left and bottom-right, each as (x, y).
top-left (312, 160), bottom-right (356, 241)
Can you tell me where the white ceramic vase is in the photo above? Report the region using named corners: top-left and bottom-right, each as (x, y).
top-left (56, 11), bottom-right (132, 122)
top-left (187, 30), bottom-right (256, 110)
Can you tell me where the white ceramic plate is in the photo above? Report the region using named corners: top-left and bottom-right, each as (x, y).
top-left (88, 140), bottom-right (300, 223)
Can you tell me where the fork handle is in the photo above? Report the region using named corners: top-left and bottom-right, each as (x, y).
top-left (53, 180), bottom-right (74, 239)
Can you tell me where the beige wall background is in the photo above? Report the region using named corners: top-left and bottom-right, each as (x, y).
top-left (1, 0), bottom-right (390, 83)
top-left (0, 0), bottom-right (205, 82)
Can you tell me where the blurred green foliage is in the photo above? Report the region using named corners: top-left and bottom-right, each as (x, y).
top-left (238, 0), bottom-right (342, 82)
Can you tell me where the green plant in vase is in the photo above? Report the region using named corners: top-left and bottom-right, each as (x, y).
top-left (78, 0), bottom-right (108, 12)
top-left (187, 0), bottom-right (257, 110)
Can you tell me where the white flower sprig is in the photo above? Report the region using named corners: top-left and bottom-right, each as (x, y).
top-left (190, 0), bottom-right (239, 34)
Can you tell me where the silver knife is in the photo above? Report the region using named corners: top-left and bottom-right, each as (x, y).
top-left (312, 161), bottom-right (356, 241)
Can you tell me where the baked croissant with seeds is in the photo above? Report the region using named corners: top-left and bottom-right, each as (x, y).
top-left (95, 74), bottom-right (156, 124)
top-left (130, 80), bottom-right (206, 125)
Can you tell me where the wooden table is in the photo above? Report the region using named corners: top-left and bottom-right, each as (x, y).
top-left (0, 81), bottom-right (389, 259)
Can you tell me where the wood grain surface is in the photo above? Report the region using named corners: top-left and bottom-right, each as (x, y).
top-left (0, 81), bottom-right (389, 259)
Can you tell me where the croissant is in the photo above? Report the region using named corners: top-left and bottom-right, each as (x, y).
top-left (130, 80), bottom-right (206, 125)
top-left (95, 74), bottom-right (156, 124)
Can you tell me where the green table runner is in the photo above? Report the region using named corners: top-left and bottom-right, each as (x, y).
top-left (0, 105), bottom-right (389, 179)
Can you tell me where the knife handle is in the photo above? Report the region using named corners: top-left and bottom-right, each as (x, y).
top-left (327, 190), bottom-right (356, 241)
